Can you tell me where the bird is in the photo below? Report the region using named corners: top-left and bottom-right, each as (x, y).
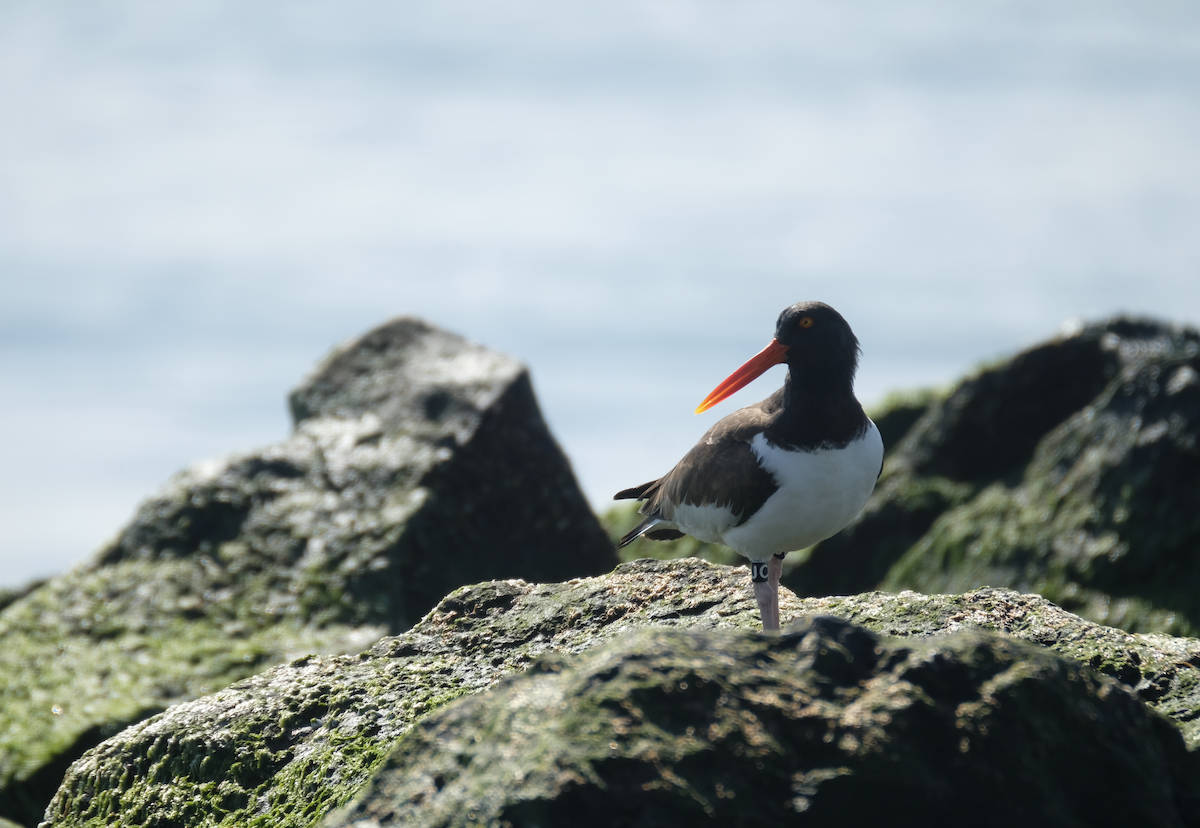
top-left (614, 301), bottom-right (884, 632)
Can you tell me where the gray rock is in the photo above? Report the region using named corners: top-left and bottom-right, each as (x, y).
top-left (100, 315), bottom-right (615, 630)
top-left (41, 559), bottom-right (1200, 828)
top-left (1, 317), bottom-right (615, 828)
top-left (327, 619), bottom-right (1197, 828)
top-left (784, 316), bottom-right (1200, 636)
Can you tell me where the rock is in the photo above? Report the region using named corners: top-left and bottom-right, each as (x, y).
top-left (41, 559), bottom-right (1200, 828)
top-left (0, 317), bottom-right (615, 828)
top-left (0, 581), bottom-right (42, 615)
top-left (784, 316), bottom-right (1200, 637)
top-left (326, 619), bottom-right (1197, 828)
top-left (102, 316), bottom-right (615, 628)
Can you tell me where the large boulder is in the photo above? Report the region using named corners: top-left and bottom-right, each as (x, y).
top-left (41, 559), bottom-right (1200, 828)
top-left (775, 316), bottom-right (1200, 636)
top-left (328, 620), bottom-right (1196, 827)
top-left (0, 317), bottom-right (615, 828)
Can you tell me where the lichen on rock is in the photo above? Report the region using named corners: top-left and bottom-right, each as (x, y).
top-left (40, 559), bottom-right (1200, 828)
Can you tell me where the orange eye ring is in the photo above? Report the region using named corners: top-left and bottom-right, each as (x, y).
top-left (799, 316), bottom-right (814, 328)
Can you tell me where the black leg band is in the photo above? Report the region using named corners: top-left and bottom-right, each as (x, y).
top-left (750, 561), bottom-right (771, 583)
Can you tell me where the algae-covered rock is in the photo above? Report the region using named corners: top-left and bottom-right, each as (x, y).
top-left (0, 581), bottom-right (42, 615)
top-left (326, 618), bottom-right (1197, 828)
top-left (42, 559), bottom-right (1200, 828)
top-left (1, 317), bottom-right (615, 828)
top-left (40, 559), bottom-right (774, 828)
top-left (784, 316), bottom-right (1200, 637)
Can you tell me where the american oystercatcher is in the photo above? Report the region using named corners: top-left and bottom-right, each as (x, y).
top-left (614, 301), bottom-right (883, 631)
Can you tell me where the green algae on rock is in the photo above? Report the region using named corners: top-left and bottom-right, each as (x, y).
top-left (785, 316), bottom-right (1200, 638)
top-left (1, 317), bottom-right (615, 828)
top-left (325, 618), bottom-right (1198, 828)
top-left (813, 586), bottom-right (1200, 752)
top-left (41, 559), bottom-right (1200, 828)
top-left (41, 559), bottom-right (774, 828)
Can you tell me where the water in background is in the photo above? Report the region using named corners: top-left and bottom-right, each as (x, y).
top-left (2, 0), bottom-right (1199, 587)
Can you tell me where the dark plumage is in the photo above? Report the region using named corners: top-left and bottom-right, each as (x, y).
top-left (615, 302), bottom-right (883, 630)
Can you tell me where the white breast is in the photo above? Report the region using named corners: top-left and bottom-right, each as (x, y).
top-left (721, 420), bottom-right (884, 560)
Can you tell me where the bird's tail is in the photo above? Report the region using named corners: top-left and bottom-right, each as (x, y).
top-left (617, 516), bottom-right (688, 548)
top-left (613, 479), bottom-right (658, 501)
top-left (614, 477), bottom-right (684, 547)
top-left (617, 516), bottom-right (663, 549)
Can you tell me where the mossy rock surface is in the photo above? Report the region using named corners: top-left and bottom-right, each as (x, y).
top-left (0, 559), bottom-right (382, 828)
top-left (1, 317), bottom-right (614, 828)
top-left (42, 559), bottom-right (772, 828)
top-left (327, 618), bottom-right (1198, 827)
top-left (43, 559), bottom-right (1200, 828)
top-left (779, 316), bottom-right (1200, 637)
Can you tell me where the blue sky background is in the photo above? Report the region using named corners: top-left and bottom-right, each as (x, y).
top-left (2, 0), bottom-right (1199, 587)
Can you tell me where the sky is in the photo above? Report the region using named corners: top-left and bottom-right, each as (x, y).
top-left (2, 0), bottom-right (1199, 587)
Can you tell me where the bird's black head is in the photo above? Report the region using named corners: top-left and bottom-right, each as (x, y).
top-left (774, 301), bottom-right (861, 387)
top-left (693, 300), bottom-right (865, 414)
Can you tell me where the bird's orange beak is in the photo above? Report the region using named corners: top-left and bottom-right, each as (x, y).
top-left (695, 338), bottom-right (790, 414)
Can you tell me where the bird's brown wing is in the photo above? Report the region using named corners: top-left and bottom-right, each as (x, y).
top-left (615, 400), bottom-right (780, 533)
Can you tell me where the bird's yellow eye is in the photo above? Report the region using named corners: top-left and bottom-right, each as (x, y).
top-left (799, 316), bottom-right (814, 328)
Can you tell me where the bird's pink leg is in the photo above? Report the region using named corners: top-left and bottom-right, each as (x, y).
top-left (752, 580), bottom-right (777, 632)
top-left (768, 554), bottom-right (783, 630)
top-left (750, 557), bottom-right (784, 632)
